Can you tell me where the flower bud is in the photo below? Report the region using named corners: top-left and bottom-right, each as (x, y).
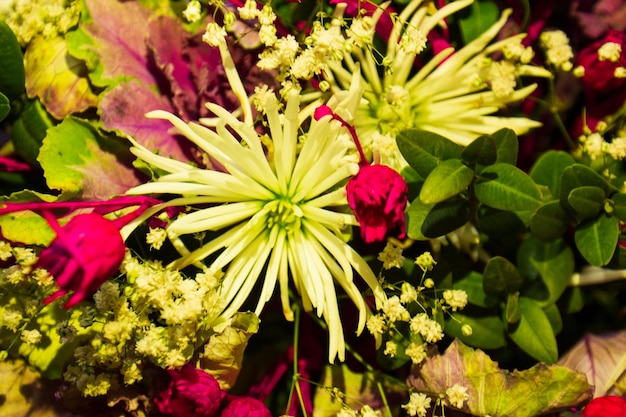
top-left (580, 395), bottom-right (626, 417)
top-left (346, 164), bottom-right (408, 243)
top-left (220, 394), bottom-right (272, 417)
top-left (40, 213), bottom-right (126, 309)
top-left (154, 364), bottom-right (222, 417)
top-left (461, 324), bottom-right (473, 336)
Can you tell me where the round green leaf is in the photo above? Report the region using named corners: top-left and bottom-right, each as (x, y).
top-left (560, 164), bottom-right (614, 215)
top-left (491, 128), bottom-right (519, 165)
top-left (611, 192), bottom-right (626, 222)
top-left (568, 186), bottom-right (606, 219)
top-left (574, 214), bottom-right (619, 266)
top-left (445, 313), bottom-right (506, 350)
top-left (518, 237), bottom-right (574, 307)
top-left (461, 133), bottom-right (497, 166)
top-left (453, 271), bottom-right (498, 308)
top-left (529, 200), bottom-right (570, 241)
top-left (529, 150), bottom-right (575, 197)
top-left (475, 163), bottom-right (542, 211)
top-left (419, 159), bottom-right (473, 204)
top-left (0, 92), bottom-right (9, 123)
top-left (505, 292), bottom-right (521, 324)
top-left (0, 21), bottom-right (25, 99)
top-left (406, 193), bottom-right (432, 240)
top-left (396, 129), bottom-right (463, 178)
top-left (11, 99), bottom-right (55, 167)
top-left (508, 297), bottom-right (558, 364)
top-left (421, 195), bottom-right (470, 238)
top-left (483, 256), bottom-right (523, 296)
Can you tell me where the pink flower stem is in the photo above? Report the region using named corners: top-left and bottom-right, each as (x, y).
top-left (315, 105), bottom-right (368, 166)
top-left (0, 196), bottom-right (160, 229)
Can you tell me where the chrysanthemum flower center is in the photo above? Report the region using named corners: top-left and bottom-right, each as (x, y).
top-left (265, 198), bottom-right (303, 233)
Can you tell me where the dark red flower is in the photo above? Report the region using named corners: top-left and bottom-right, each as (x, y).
top-left (576, 29), bottom-right (626, 94)
top-left (0, 196), bottom-right (158, 308)
top-left (39, 213), bottom-right (126, 308)
top-left (154, 364), bottom-right (222, 417)
top-left (220, 394), bottom-right (271, 417)
top-left (346, 164), bottom-right (408, 243)
top-left (581, 395), bottom-right (626, 417)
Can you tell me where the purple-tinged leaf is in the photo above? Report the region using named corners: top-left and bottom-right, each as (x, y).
top-left (146, 15), bottom-right (199, 121)
top-left (408, 339), bottom-right (593, 417)
top-left (558, 331), bottom-right (626, 397)
top-left (78, 0), bottom-right (156, 87)
top-left (99, 80), bottom-right (192, 161)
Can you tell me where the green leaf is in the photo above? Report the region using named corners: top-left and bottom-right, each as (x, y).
top-left (11, 99), bottom-right (55, 167)
top-left (611, 192), bottom-right (626, 221)
top-left (453, 271), bottom-right (498, 308)
top-left (0, 92), bottom-right (9, 122)
top-left (475, 163), bottom-right (542, 211)
top-left (197, 312), bottom-right (259, 390)
top-left (38, 117), bottom-right (140, 199)
top-left (543, 303), bottom-right (563, 335)
top-left (0, 21), bottom-right (25, 99)
top-left (483, 256), bottom-right (523, 296)
top-left (560, 164), bottom-right (614, 215)
top-left (529, 201), bottom-right (570, 241)
top-left (396, 129), bottom-right (464, 178)
top-left (0, 191), bottom-right (59, 245)
top-left (509, 297), bottom-right (559, 363)
top-left (505, 292), bottom-right (521, 324)
top-left (421, 195), bottom-right (471, 238)
top-left (457, 0), bottom-right (501, 44)
top-left (477, 207), bottom-right (526, 237)
top-left (529, 150), bottom-right (575, 197)
top-left (406, 195), bottom-right (432, 240)
top-left (0, 359), bottom-right (61, 417)
top-left (520, 238), bottom-right (574, 307)
top-left (419, 159), bottom-right (473, 204)
top-left (574, 214), bottom-right (620, 266)
top-left (408, 340), bottom-right (592, 416)
top-left (445, 313), bottom-right (507, 349)
top-left (461, 133), bottom-right (497, 166)
top-left (313, 364), bottom-right (406, 417)
top-left (568, 186), bottom-right (606, 219)
top-left (491, 128), bottom-right (519, 165)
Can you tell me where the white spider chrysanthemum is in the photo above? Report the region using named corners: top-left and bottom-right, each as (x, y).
top-left (325, 0), bottom-right (552, 170)
top-left (121, 38), bottom-right (385, 362)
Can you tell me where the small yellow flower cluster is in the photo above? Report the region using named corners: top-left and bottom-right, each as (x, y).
top-left (60, 252), bottom-right (229, 396)
top-left (3, 0), bottom-right (80, 47)
top-left (579, 126), bottom-right (626, 161)
top-left (366, 249), bottom-right (470, 366)
top-left (540, 30), bottom-right (574, 72)
top-left (0, 242), bottom-right (54, 351)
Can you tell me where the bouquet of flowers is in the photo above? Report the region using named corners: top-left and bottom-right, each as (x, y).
top-left (0, 0), bottom-right (625, 416)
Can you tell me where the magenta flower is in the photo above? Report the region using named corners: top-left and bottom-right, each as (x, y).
top-left (154, 364), bottom-right (222, 417)
top-left (314, 105), bottom-right (409, 243)
top-left (576, 29), bottom-right (626, 94)
top-left (581, 395), bottom-right (626, 417)
top-left (0, 196), bottom-right (157, 308)
top-left (346, 164), bottom-right (409, 243)
top-left (38, 212), bottom-right (126, 308)
top-left (220, 394), bottom-right (271, 417)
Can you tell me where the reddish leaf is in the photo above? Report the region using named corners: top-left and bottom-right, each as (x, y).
top-left (558, 331), bottom-right (626, 397)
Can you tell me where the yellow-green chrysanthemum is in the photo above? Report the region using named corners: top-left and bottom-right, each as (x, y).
top-left (325, 0), bottom-right (552, 170)
top-left (121, 38), bottom-right (385, 362)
